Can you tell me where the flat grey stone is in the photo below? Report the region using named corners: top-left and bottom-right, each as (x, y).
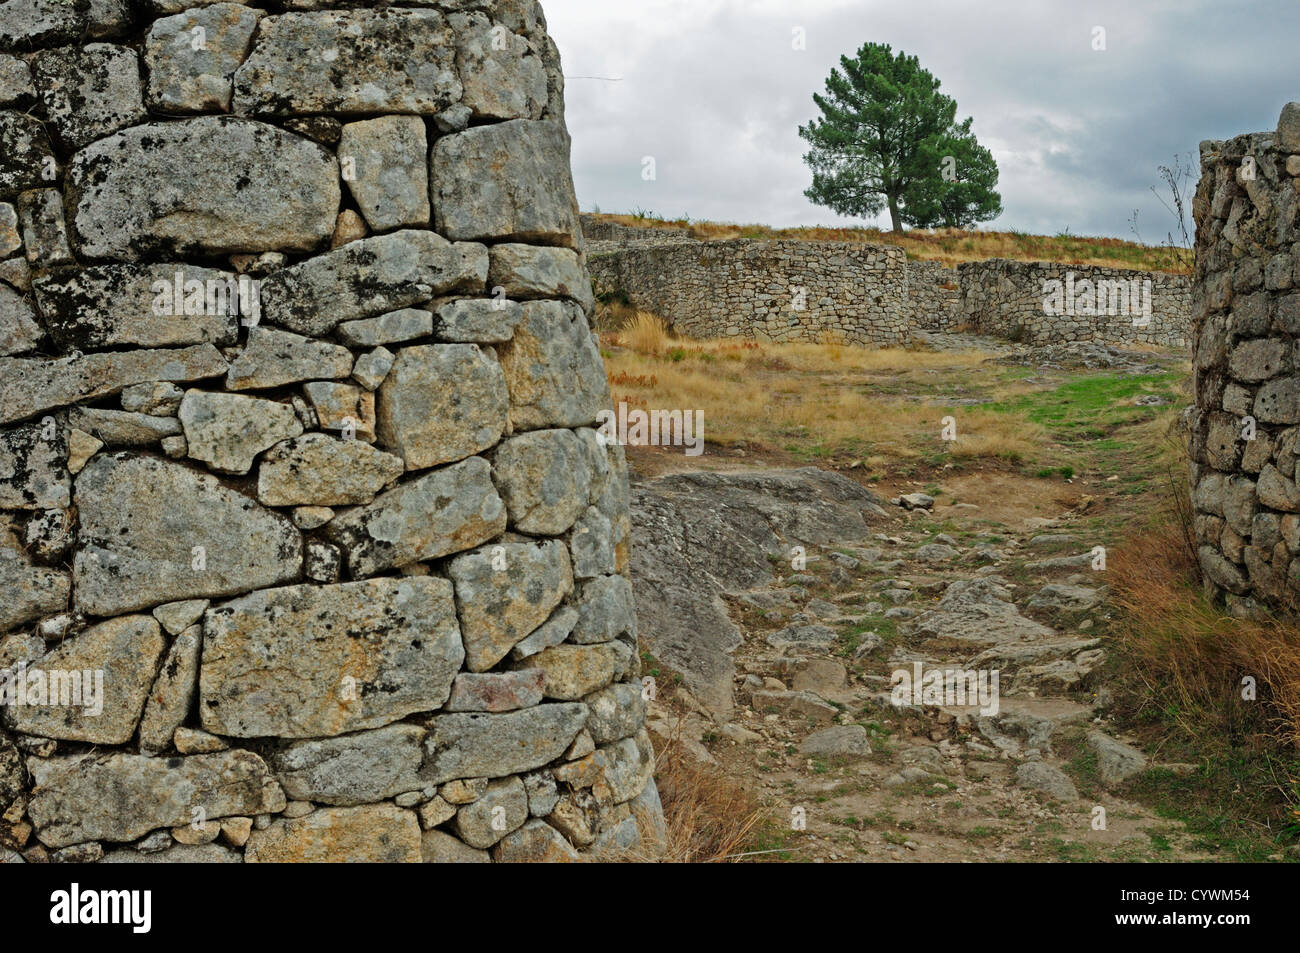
top-left (179, 390), bottom-right (303, 474)
top-left (200, 577), bottom-right (463, 739)
top-left (447, 539), bottom-right (573, 672)
top-left (325, 455), bottom-right (505, 577)
top-left (67, 408), bottom-right (182, 446)
top-left (376, 344), bottom-right (507, 470)
top-left (337, 308), bottom-right (432, 347)
top-left (489, 243), bottom-right (593, 312)
top-left (492, 427), bottom-right (592, 534)
top-left (257, 433), bottom-right (404, 507)
top-left (432, 298), bottom-right (523, 343)
top-left (271, 724), bottom-right (426, 806)
top-left (144, 3), bottom-right (262, 113)
top-left (421, 703), bottom-right (588, 784)
top-left (1015, 761), bottom-right (1079, 801)
top-left (338, 115), bottom-right (430, 230)
top-left (498, 301), bottom-right (607, 430)
top-left (226, 326), bottom-right (354, 390)
top-left (1087, 731), bottom-right (1148, 786)
top-left (432, 119), bottom-right (580, 246)
top-left (260, 229), bottom-right (487, 336)
top-left (73, 452), bottom-right (302, 616)
top-left (452, 10), bottom-right (547, 121)
top-left (67, 117), bottom-right (339, 260)
top-left (27, 750), bottom-right (285, 849)
top-left (233, 8), bottom-right (460, 116)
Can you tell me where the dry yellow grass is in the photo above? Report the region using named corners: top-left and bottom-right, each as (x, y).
top-left (1111, 476), bottom-right (1300, 749)
top-left (592, 212), bottom-right (1188, 273)
top-left (601, 312), bottom-right (1044, 464)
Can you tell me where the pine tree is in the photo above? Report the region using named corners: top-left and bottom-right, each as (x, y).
top-left (799, 43), bottom-right (1002, 231)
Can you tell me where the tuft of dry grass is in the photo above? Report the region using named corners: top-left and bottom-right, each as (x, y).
top-left (590, 212), bottom-right (1188, 273)
top-left (599, 314), bottom-right (1043, 464)
top-left (1110, 473), bottom-right (1300, 749)
top-left (648, 721), bottom-right (768, 862)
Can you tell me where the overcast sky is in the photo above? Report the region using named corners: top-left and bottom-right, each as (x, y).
top-left (541, 0), bottom-right (1298, 240)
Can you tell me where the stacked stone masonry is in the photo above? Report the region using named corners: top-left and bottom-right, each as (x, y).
top-left (1189, 103), bottom-right (1300, 611)
top-left (0, 0), bottom-right (662, 864)
top-left (587, 228), bottom-right (1191, 348)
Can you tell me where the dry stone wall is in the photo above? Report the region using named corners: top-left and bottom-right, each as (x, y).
top-left (590, 238), bottom-right (912, 347)
top-left (587, 228), bottom-right (1192, 347)
top-left (1189, 104), bottom-right (1300, 612)
top-left (0, 0), bottom-right (661, 864)
top-left (956, 259), bottom-right (1192, 347)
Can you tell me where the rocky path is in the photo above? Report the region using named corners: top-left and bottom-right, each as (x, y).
top-left (632, 466), bottom-right (1216, 862)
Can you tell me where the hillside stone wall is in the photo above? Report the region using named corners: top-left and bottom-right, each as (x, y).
top-left (590, 238), bottom-right (912, 347)
top-left (905, 258), bottom-right (961, 331)
top-left (1189, 104), bottom-right (1300, 612)
top-left (0, 0), bottom-right (660, 864)
top-left (956, 259), bottom-right (1192, 347)
top-left (588, 232), bottom-right (1190, 348)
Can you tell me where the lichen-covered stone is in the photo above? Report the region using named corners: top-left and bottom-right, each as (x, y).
top-left (179, 390), bottom-right (303, 475)
top-left (0, 521), bottom-right (69, 633)
top-left (27, 750), bottom-right (285, 849)
top-left (233, 8), bottom-right (460, 116)
top-left (0, 111), bottom-right (55, 201)
top-left (0, 53), bottom-right (31, 108)
top-left (67, 118), bottom-right (340, 260)
top-left (260, 230), bottom-right (487, 336)
top-left (453, 776), bottom-right (527, 848)
top-left (270, 724), bottom-right (426, 806)
top-left (15, 187), bottom-right (72, 268)
top-left (497, 301), bottom-right (607, 430)
top-left (432, 298), bottom-right (523, 343)
top-left (489, 243), bottom-right (594, 312)
top-left (492, 817), bottom-right (580, 862)
top-left (432, 120), bottom-right (580, 247)
top-left (376, 344), bottom-right (507, 471)
top-left (5, 615), bottom-right (164, 744)
top-left (421, 703), bottom-right (588, 784)
top-left (0, 0), bottom-right (87, 52)
top-left (492, 428), bottom-right (592, 534)
top-left (33, 264), bottom-right (243, 351)
top-left (0, 284), bottom-right (38, 356)
top-left (0, 344), bottom-right (228, 427)
top-left (226, 326), bottom-right (354, 390)
top-left (32, 43), bottom-right (146, 151)
top-left (244, 804), bottom-right (421, 863)
top-left (521, 641), bottom-right (633, 700)
top-left (445, 669), bottom-right (546, 713)
top-left (447, 539), bottom-right (573, 672)
top-left (138, 623), bottom-right (202, 755)
top-left (451, 10), bottom-right (547, 121)
top-left (0, 420), bottom-right (70, 509)
top-left (73, 452), bottom-right (302, 615)
top-left (257, 433), bottom-right (404, 507)
top-left (144, 3), bottom-right (262, 113)
top-left (326, 455), bottom-right (506, 577)
top-left (200, 577), bottom-right (463, 739)
top-left (338, 116), bottom-right (430, 231)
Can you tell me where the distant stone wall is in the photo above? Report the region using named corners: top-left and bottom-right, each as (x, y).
top-left (589, 239), bottom-right (911, 346)
top-left (0, 0), bottom-right (659, 864)
top-left (956, 259), bottom-right (1192, 347)
top-left (586, 223), bottom-right (1188, 348)
top-left (906, 259), bottom-right (961, 331)
top-left (1188, 103), bottom-right (1300, 612)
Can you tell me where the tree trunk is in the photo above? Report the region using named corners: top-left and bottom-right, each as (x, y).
top-left (888, 195), bottom-right (903, 232)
